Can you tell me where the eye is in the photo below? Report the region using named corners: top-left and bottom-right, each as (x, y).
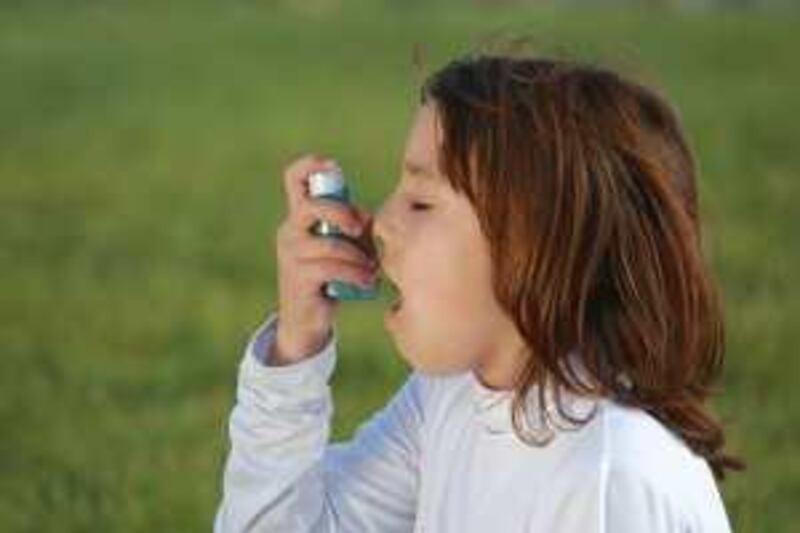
top-left (409, 201), bottom-right (432, 211)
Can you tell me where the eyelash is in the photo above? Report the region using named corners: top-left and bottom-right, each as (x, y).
top-left (409, 201), bottom-right (432, 211)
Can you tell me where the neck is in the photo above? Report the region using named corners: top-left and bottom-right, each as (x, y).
top-left (473, 340), bottom-right (528, 391)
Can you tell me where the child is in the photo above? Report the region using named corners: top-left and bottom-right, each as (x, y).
top-left (214, 51), bottom-right (743, 532)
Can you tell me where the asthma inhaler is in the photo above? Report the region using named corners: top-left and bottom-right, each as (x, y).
top-left (307, 166), bottom-right (379, 301)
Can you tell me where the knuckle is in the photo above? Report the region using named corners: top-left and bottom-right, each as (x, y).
top-left (275, 225), bottom-right (289, 248)
top-left (319, 201), bottom-right (359, 232)
top-left (277, 219), bottom-right (290, 236)
top-left (277, 220), bottom-right (298, 243)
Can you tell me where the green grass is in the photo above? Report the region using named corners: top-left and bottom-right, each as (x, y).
top-left (1, 1), bottom-right (798, 531)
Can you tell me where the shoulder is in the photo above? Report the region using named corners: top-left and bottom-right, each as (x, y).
top-left (599, 402), bottom-right (716, 493)
top-left (541, 400), bottom-right (731, 532)
top-left (552, 399), bottom-right (714, 479)
top-left (601, 401), bottom-right (696, 464)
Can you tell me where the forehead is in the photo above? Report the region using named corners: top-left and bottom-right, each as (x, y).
top-left (401, 104), bottom-right (443, 183)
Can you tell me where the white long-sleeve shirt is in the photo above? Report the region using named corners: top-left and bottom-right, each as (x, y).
top-left (214, 310), bottom-right (733, 532)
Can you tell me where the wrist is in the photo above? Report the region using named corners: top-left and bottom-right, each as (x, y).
top-left (270, 327), bottom-right (330, 366)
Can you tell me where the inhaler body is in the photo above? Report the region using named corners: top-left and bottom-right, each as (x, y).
top-left (307, 167), bottom-right (379, 301)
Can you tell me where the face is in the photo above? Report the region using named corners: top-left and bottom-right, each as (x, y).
top-left (372, 103), bottom-right (526, 388)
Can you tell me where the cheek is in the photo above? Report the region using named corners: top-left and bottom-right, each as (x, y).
top-left (415, 235), bottom-right (493, 317)
top-left (398, 246), bottom-right (495, 374)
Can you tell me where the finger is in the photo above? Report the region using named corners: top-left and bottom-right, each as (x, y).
top-left (282, 153), bottom-right (340, 214)
top-left (297, 233), bottom-right (377, 267)
top-left (294, 197), bottom-right (364, 239)
top-left (301, 257), bottom-right (377, 290)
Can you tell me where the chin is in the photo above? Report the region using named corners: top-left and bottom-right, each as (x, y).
top-left (401, 351), bottom-right (473, 376)
top-left (386, 315), bottom-right (476, 375)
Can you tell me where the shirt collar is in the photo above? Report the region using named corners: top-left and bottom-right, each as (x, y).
top-left (466, 351), bottom-right (601, 436)
top-left (467, 370), bottom-right (515, 434)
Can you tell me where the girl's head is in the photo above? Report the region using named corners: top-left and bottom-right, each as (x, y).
top-left (374, 102), bottom-right (528, 384)
top-left (372, 51), bottom-right (742, 479)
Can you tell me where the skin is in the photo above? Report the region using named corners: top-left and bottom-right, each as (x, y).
top-left (372, 103), bottom-right (527, 391)
top-left (272, 155), bottom-right (379, 366)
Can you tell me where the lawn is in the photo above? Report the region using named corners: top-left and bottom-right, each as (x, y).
top-left (1, 1), bottom-right (798, 531)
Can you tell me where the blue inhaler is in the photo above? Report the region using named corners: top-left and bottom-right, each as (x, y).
top-left (307, 167), bottom-right (379, 301)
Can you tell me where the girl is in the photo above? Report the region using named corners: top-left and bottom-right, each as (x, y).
top-left (214, 51), bottom-right (744, 532)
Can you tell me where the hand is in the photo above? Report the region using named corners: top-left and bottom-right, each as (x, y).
top-left (270, 154), bottom-right (377, 365)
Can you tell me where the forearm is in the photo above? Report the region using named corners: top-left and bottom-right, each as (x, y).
top-left (214, 311), bottom-right (337, 532)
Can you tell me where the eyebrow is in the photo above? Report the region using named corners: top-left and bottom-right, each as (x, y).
top-left (403, 160), bottom-right (435, 180)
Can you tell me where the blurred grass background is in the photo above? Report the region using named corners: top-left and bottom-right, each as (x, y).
top-left (1, 0), bottom-right (798, 531)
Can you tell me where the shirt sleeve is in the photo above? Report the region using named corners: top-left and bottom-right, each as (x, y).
top-left (213, 310), bottom-right (426, 533)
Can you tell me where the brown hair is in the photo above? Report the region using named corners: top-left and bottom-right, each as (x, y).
top-left (418, 48), bottom-right (744, 480)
